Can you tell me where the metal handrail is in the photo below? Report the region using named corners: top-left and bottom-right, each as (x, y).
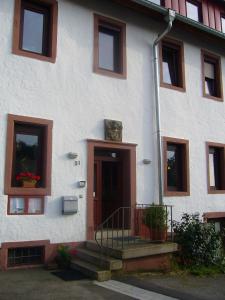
top-left (95, 204), bottom-right (173, 252)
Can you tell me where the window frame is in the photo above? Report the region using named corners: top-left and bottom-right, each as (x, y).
top-left (93, 14), bottom-right (127, 79)
top-left (5, 114), bottom-right (53, 196)
top-left (186, 0), bottom-right (202, 23)
top-left (206, 142), bottom-right (225, 194)
top-left (12, 0), bottom-right (58, 63)
top-left (201, 50), bottom-right (223, 101)
top-left (7, 196), bottom-right (44, 215)
top-left (163, 137), bottom-right (190, 197)
top-left (159, 38), bottom-right (186, 92)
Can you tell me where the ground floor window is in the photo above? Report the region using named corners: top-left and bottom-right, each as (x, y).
top-left (163, 137), bottom-right (190, 196)
top-left (8, 196), bottom-right (44, 215)
top-left (8, 246), bottom-right (44, 267)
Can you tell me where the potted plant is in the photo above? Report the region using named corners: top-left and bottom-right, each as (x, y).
top-left (55, 245), bottom-right (72, 269)
top-left (16, 172), bottom-right (41, 188)
top-left (143, 205), bottom-right (168, 242)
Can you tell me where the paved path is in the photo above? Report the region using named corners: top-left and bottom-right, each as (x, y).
top-left (95, 280), bottom-right (178, 300)
top-left (116, 273), bottom-right (225, 300)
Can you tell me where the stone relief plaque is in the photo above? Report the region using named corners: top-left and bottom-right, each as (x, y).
top-left (104, 119), bottom-right (123, 142)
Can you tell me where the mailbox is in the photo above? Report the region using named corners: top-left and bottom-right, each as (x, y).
top-left (62, 196), bottom-right (78, 215)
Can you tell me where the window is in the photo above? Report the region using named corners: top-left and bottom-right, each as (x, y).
top-left (94, 14), bottom-right (126, 78)
top-left (8, 246), bottom-right (44, 267)
top-left (186, 0), bottom-right (202, 22)
top-left (207, 143), bottom-right (225, 193)
top-left (160, 39), bottom-right (185, 91)
top-left (8, 196), bottom-right (44, 215)
top-left (13, 0), bottom-right (58, 62)
top-left (201, 50), bottom-right (223, 100)
top-left (5, 114), bottom-right (53, 196)
top-left (150, 0), bottom-right (164, 5)
top-left (221, 16), bottom-right (225, 33)
top-left (163, 137), bottom-right (190, 196)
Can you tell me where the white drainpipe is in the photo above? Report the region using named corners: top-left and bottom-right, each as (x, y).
top-left (153, 9), bottom-right (176, 204)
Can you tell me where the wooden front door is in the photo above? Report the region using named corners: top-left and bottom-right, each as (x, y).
top-left (94, 151), bottom-right (123, 228)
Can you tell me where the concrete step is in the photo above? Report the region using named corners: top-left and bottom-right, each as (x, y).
top-left (86, 240), bottom-right (178, 259)
top-left (86, 240), bottom-right (122, 259)
top-left (77, 247), bottom-right (122, 271)
top-left (71, 258), bottom-right (111, 282)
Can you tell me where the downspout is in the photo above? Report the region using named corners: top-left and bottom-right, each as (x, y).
top-left (153, 9), bottom-right (176, 204)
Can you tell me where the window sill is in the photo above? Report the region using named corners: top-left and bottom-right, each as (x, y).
top-left (203, 93), bottom-right (223, 102)
top-left (208, 189), bottom-right (225, 194)
top-left (93, 67), bottom-right (127, 79)
top-left (5, 187), bottom-right (50, 196)
top-left (164, 191), bottom-right (190, 197)
top-left (12, 48), bottom-right (56, 63)
top-left (160, 82), bottom-right (186, 93)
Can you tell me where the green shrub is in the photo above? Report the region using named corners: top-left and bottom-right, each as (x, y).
top-left (143, 205), bottom-right (168, 230)
top-left (56, 245), bottom-right (72, 269)
top-left (173, 213), bottom-right (224, 268)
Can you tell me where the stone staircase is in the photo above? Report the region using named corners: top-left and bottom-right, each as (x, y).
top-left (71, 241), bottom-right (122, 281)
top-left (71, 240), bottom-right (178, 281)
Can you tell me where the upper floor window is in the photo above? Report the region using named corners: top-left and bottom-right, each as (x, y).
top-left (13, 0), bottom-right (58, 63)
top-left (186, 0), bottom-right (202, 22)
top-left (207, 143), bottom-right (225, 193)
top-left (221, 15), bottom-right (225, 33)
top-left (201, 50), bottom-right (223, 101)
top-left (150, 0), bottom-right (164, 5)
top-left (93, 14), bottom-right (126, 79)
top-left (160, 38), bottom-right (185, 92)
top-left (5, 114), bottom-right (53, 196)
top-left (163, 137), bottom-right (190, 197)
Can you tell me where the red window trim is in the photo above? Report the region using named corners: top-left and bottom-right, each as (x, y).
top-left (7, 195), bottom-right (45, 215)
top-left (12, 0), bottom-right (58, 63)
top-left (4, 114), bottom-right (53, 196)
top-left (93, 14), bottom-right (127, 79)
top-left (163, 136), bottom-right (190, 197)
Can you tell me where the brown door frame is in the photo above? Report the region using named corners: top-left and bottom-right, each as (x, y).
top-left (87, 139), bottom-right (137, 240)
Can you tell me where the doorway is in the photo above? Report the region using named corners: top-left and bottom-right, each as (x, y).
top-left (94, 149), bottom-right (123, 228)
top-left (87, 140), bottom-right (136, 240)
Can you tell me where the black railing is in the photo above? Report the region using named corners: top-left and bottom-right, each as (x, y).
top-left (95, 204), bottom-right (173, 250)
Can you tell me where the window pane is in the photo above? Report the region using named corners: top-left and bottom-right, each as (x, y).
top-left (150, 0), bottom-right (161, 5)
top-left (12, 124), bottom-right (44, 187)
top-left (10, 197), bottom-right (25, 214)
top-left (162, 46), bottom-right (179, 86)
top-left (28, 198), bottom-right (42, 214)
top-left (22, 9), bottom-right (44, 54)
top-left (209, 152), bottom-right (216, 187)
top-left (186, 1), bottom-right (200, 22)
top-left (167, 144), bottom-right (184, 191)
top-left (221, 17), bottom-right (225, 33)
top-left (99, 26), bottom-right (120, 72)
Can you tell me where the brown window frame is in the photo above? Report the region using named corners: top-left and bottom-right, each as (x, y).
top-left (206, 142), bottom-right (225, 194)
top-left (186, 0), bottom-right (203, 23)
top-left (12, 0), bottom-right (58, 63)
top-left (7, 196), bottom-right (44, 215)
top-left (159, 38), bottom-right (186, 92)
top-left (5, 114), bottom-right (53, 196)
top-left (93, 14), bottom-right (127, 79)
top-left (163, 137), bottom-right (190, 197)
top-left (201, 50), bottom-right (223, 101)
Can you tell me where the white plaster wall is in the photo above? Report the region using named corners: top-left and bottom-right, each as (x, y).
top-left (0, 0), bottom-right (160, 245)
top-left (0, 0), bottom-right (224, 245)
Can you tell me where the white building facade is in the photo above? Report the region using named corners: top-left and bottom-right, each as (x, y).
top-left (0, 0), bottom-right (225, 269)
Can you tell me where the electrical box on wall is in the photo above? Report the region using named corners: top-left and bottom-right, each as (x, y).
top-left (62, 196), bottom-right (78, 215)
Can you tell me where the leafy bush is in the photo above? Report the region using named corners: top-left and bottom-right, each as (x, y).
top-left (56, 245), bottom-right (72, 269)
top-left (143, 205), bottom-right (168, 230)
top-left (173, 213), bottom-right (225, 267)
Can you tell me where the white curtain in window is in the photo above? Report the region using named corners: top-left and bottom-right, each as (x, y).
top-left (10, 198), bottom-right (24, 213)
top-left (28, 198), bottom-right (42, 213)
top-left (209, 153), bottom-right (215, 187)
top-left (204, 62), bottom-right (215, 79)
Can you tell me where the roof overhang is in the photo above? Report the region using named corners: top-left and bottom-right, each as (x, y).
top-left (113, 0), bottom-right (225, 43)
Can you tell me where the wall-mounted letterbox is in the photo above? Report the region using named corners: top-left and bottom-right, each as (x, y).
top-left (62, 196), bottom-right (78, 215)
